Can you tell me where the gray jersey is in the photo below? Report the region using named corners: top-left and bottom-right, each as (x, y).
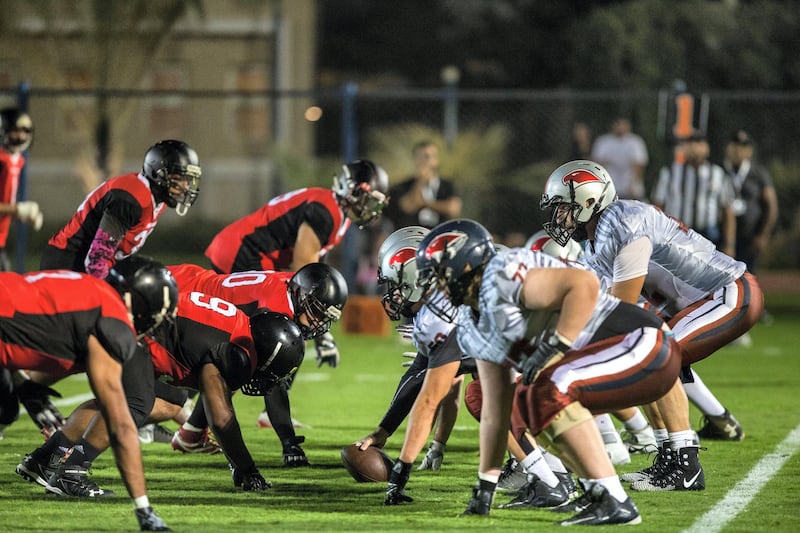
top-left (456, 247), bottom-right (620, 365)
top-left (587, 200), bottom-right (746, 314)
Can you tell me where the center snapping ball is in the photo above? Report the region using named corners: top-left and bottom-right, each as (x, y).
top-left (341, 444), bottom-right (394, 483)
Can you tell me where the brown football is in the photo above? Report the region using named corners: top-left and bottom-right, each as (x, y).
top-left (341, 444), bottom-right (394, 483)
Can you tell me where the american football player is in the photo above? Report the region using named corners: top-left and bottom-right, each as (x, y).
top-left (540, 160), bottom-right (762, 491)
top-left (167, 261), bottom-right (346, 466)
top-left (9, 255), bottom-right (176, 531)
top-left (417, 218), bottom-right (682, 525)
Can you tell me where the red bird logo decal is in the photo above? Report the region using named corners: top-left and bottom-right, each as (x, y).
top-left (562, 169), bottom-right (602, 185)
top-left (389, 247), bottom-right (417, 268)
top-left (423, 232), bottom-right (468, 262)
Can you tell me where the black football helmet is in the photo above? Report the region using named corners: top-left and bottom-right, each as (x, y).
top-left (0, 107), bottom-right (34, 153)
top-left (142, 139), bottom-right (202, 216)
top-left (416, 218), bottom-right (495, 320)
top-left (332, 159), bottom-right (389, 227)
top-left (106, 255), bottom-right (179, 338)
top-left (288, 263), bottom-right (348, 339)
top-left (240, 311), bottom-right (305, 396)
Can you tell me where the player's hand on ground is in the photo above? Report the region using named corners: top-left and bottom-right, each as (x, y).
top-left (314, 332), bottom-right (340, 368)
top-left (134, 507), bottom-right (171, 531)
top-left (417, 440), bottom-right (445, 471)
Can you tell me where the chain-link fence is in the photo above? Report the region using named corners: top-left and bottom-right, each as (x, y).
top-left (4, 85), bottom-right (799, 282)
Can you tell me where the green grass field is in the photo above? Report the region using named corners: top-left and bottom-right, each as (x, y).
top-left (1, 293), bottom-right (798, 532)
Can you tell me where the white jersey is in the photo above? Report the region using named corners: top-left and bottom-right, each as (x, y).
top-left (587, 200), bottom-right (746, 315)
top-left (456, 247), bottom-right (620, 365)
top-left (412, 293), bottom-right (456, 358)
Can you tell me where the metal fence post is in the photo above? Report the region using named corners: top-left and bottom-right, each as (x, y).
top-left (441, 66), bottom-right (461, 149)
top-left (14, 81), bottom-right (31, 273)
top-left (340, 82), bottom-right (361, 290)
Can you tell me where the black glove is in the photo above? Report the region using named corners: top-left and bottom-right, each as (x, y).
top-left (314, 332), bottom-right (340, 368)
top-left (384, 459), bottom-right (413, 505)
top-left (15, 380), bottom-right (65, 438)
top-left (520, 333), bottom-right (571, 385)
top-left (231, 463), bottom-right (272, 491)
top-left (282, 436), bottom-right (310, 467)
top-left (134, 507), bottom-right (171, 531)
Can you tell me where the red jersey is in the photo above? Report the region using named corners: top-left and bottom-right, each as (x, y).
top-left (42, 172), bottom-right (167, 272)
top-left (204, 187), bottom-right (350, 273)
top-left (0, 149), bottom-right (25, 247)
top-left (0, 270), bottom-right (138, 376)
top-left (167, 264), bottom-right (295, 318)
top-left (144, 291), bottom-right (256, 389)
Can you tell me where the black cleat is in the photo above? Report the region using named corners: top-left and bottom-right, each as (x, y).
top-left (499, 474), bottom-right (570, 509)
top-left (697, 409), bottom-right (744, 441)
top-left (497, 457), bottom-right (527, 492)
top-left (620, 447), bottom-right (672, 483)
top-left (281, 436), bottom-right (310, 467)
top-left (16, 453), bottom-right (61, 487)
top-left (45, 462), bottom-right (115, 497)
top-left (630, 446), bottom-right (704, 492)
top-left (462, 486), bottom-right (494, 516)
top-left (558, 485), bottom-right (641, 526)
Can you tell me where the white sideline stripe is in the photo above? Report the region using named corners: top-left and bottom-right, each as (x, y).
top-left (682, 423), bottom-right (800, 533)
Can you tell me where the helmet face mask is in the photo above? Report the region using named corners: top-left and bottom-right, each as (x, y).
top-left (377, 226), bottom-right (429, 320)
top-left (288, 263), bottom-right (348, 339)
top-left (0, 108), bottom-right (34, 153)
top-left (106, 255), bottom-right (179, 338)
top-left (240, 311), bottom-right (305, 396)
top-left (142, 140), bottom-right (202, 216)
top-left (333, 160), bottom-right (389, 227)
top-left (540, 160), bottom-right (616, 246)
top-left (415, 219), bottom-right (495, 321)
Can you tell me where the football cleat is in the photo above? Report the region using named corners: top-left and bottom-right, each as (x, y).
top-left (462, 486), bottom-right (494, 516)
top-left (171, 427), bottom-right (222, 454)
top-left (697, 409), bottom-right (744, 441)
top-left (550, 490), bottom-right (593, 514)
top-left (45, 462), bottom-right (115, 497)
top-left (499, 474), bottom-right (570, 509)
top-left (620, 426), bottom-right (658, 454)
top-left (16, 453), bottom-right (62, 487)
top-left (558, 484), bottom-right (641, 526)
top-left (620, 447), bottom-right (672, 483)
top-left (497, 457), bottom-right (527, 492)
top-left (555, 471), bottom-right (580, 501)
top-left (282, 436), bottom-right (310, 467)
top-left (602, 430), bottom-right (631, 465)
top-left (630, 446), bottom-right (705, 492)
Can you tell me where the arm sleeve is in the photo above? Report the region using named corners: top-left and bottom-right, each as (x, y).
top-left (84, 212), bottom-right (126, 279)
top-left (303, 202), bottom-right (335, 245)
top-left (377, 353), bottom-right (428, 435)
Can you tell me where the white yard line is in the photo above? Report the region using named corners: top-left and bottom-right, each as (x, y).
top-left (682, 424), bottom-right (800, 533)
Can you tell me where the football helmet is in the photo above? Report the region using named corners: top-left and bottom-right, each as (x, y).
top-left (142, 140), bottom-right (202, 216)
top-left (0, 107), bottom-right (34, 153)
top-left (332, 159), bottom-right (389, 227)
top-left (288, 263), bottom-right (348, 339)
top-left (240, 311), bottom-right (305, 396)
top-left (540, 160), bottom-right (616, 246)
top-left (525, 229), bottom-right (584, 263)
top-left (377, 226), bottom-right (430, 320)
top-left (416, 219), bottom-right (495, 320)
top-left (106, 255), bottom-right (179, 338)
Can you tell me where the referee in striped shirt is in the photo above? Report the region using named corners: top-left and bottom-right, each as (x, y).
top-left (651, 131), bottom-right (736, 257)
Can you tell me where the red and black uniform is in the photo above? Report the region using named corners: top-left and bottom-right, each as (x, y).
top-left (0, 149), bottom-right (25, 270)
top-left (167, 264), bottom-right (294, 318)
top-left (40, 173), bottom-right (167, 274)
top-left (0, 270), bottom-right (138, 375)
top-left (205, 187), bottom-right (349, 273)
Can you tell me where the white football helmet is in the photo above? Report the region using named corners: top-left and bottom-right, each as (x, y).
top-left (525, 229), bottom-right (584, 263)
top-left (377, 226), bottom-right (430, 320)
top-left (540, 160), bottom-right (617, 245)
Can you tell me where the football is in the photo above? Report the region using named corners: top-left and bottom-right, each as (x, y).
top-left (340, 444), bottom-right (394, 483)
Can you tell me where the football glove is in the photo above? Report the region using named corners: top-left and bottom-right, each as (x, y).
top-left (16, 201), bottom-right (43, 231)
top-left (417, 440), bottom-right (445, 471)
top-left (395, 324), bottom-right (414, 341)
top-left (231, 463), bottom-right (271, 491)
top-left (520, 332), bottom-right (571, 385)
top-left (282, 435), bottom-right (310, 467)
top-left (314, 332), bottom-right (340, 368)
top-left (134, 506), bottom-right (171, 531)
top-left (15, 380), bottom-right (65, 438)
top-left (401, 351), bottom-right (416, 367)
top-left (384, 459), bottom-right (413, 505)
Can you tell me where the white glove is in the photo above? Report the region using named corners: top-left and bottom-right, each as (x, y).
top-left (314, 331), bottom-right (340, 368)
top-left (418, 440), bottom-right (445, 471)
top-left (16, 201), bottom-right (43, 231)
top-left (396, 324), bottom-right (414, 341)
top-left (401, 352), bottom-right (416, 367)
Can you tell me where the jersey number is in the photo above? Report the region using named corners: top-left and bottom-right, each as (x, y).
top-left (189, 291), bottom-right (238, 317)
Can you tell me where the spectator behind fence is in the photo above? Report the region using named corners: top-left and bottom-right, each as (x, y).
top-left (723, 130), bottom-right (778, 274)
top-left (590, 117), bottom-right (649, 200)
top-left (570, 121), bottom-right (593, 160)
top-left (651, 131), bottom-right (736, 257)
top-left (383, 140), bottom-right (461, 230)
